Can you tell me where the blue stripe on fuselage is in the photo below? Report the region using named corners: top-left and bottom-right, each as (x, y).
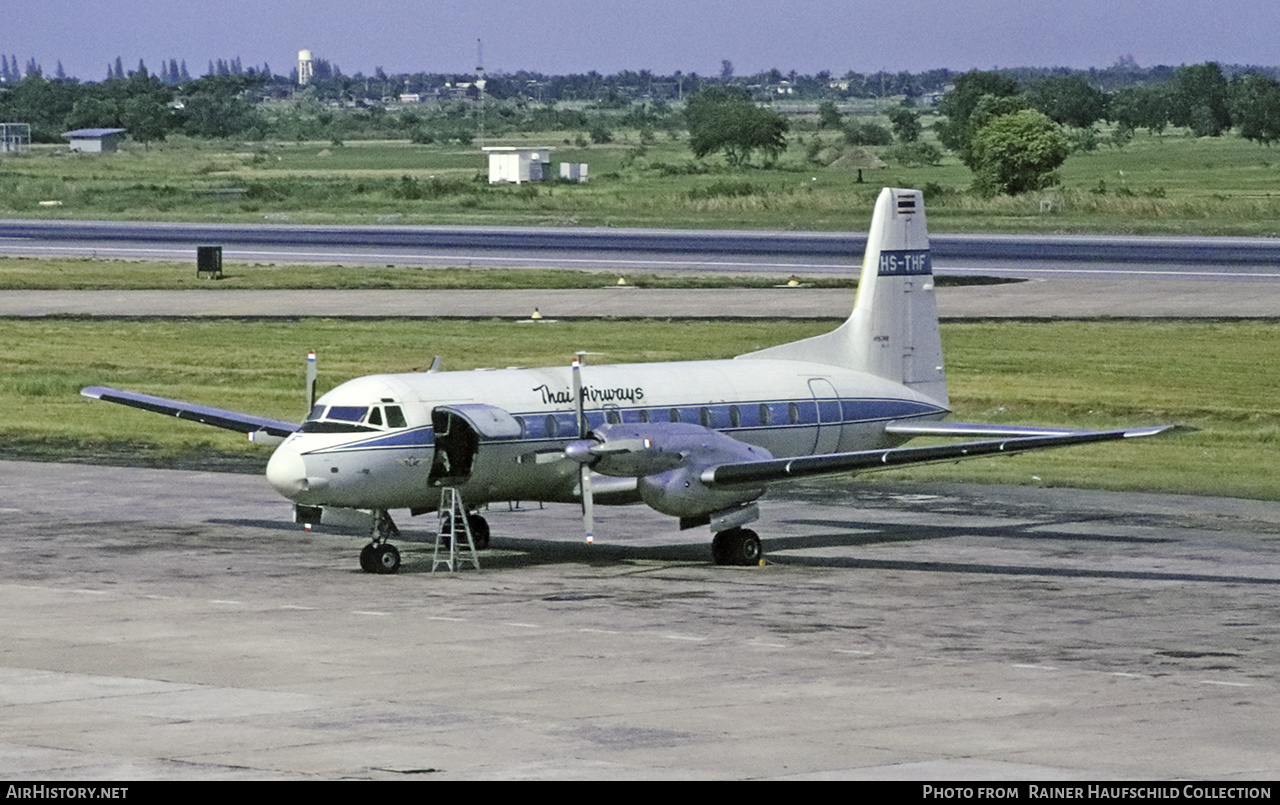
top-left (300, 397), bottom-right (944, 454)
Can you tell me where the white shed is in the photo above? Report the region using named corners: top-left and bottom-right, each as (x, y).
top-left (482, 147), bottom-right (554, 184)
top-left (62, 128), bottom-right (127, 153)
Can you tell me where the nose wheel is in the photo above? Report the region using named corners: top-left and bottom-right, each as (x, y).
top-left (360, 542), bottom-right (401, 574)
top-left (361, 510), bottom-right (403, 574)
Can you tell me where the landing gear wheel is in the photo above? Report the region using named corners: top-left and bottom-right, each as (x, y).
top-left (360, 543), bottom-right (377, 573)
top-left (712, 527), bottom-right (762, 566)
top-left (373, 543), bottom-right (401, 574)
top-left (467, 514), bottom-right (490, 550)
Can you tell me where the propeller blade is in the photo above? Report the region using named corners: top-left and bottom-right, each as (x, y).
top-left (581, 464), bottom-right (595, 546)
top-left (572, 352), bottom-right (594, 544)
top-left (305, 350), bottom-right (317, 414)
top-left (571, 352), bottom-right (587, 438)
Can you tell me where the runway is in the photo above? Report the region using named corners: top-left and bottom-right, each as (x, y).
top-left (2, 459), bottom-right (1278, 780)
top-left (6, 220), bottom-right (1280, 280)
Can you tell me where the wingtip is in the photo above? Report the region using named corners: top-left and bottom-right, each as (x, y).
top-left (1122, 425), bottom-right (1181, 438)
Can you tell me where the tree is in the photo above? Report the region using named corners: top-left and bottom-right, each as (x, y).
top-left (1230, 72), bottom-right (1280, 146)
top-left (817, 100), bottom-right (842, 130)
top-left (931, 69), bottom-right (1018, 152)
top-left (684, 87), bottom-right (788, 167)
top-left (1109, 86), bottom-right (1171, 136)
top-left (1169, 62), bottom-right (1231, 137)
top-left (935, 70), bottom-right (1022, 156)
top-left (1024, 75), bottom-right (1107, 129)
top-left (887, 106), bottom-right (922, 142)
top-left (967, 109), bottom-right (1069, 196)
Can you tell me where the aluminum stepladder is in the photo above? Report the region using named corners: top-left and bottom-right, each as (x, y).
top-left (432, 487), bottom-right (480, 572)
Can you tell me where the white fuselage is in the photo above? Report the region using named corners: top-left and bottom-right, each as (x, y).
top-left (265, 357), bottom-right (949, 512)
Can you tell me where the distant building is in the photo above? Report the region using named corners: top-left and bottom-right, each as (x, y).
top-left (482, 147), bottom-right (554, 184)
top-left (61, 128), bottom-right (127, 153)
top-left (1, 123), bottom-right (30, 154)
top-left (298, 49), bottom-right (314, 86)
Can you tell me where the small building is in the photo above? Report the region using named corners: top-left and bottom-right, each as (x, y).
top-left (482, 146), bottom-right (554, 184)
top-left (62, 128), bottom-right (127, 153)
top-left (559, 162), bottom-right (588, 183)
top-left (1, 123), bottom-right (30, 154)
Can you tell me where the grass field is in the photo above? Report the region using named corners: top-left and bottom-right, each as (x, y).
top-left (3, 124), bottom-right (1280, 234)
top-left (4, 317), bottom-right (1277, 500)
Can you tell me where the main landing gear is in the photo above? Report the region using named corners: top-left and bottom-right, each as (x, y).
top-left (711, 527), bottom-right (762, 566)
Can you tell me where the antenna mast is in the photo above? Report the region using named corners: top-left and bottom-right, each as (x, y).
top-left (476, 38), bottom-right (486, 148)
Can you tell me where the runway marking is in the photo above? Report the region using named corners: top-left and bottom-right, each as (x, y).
top-left (279, 605), bottom-right (316, 611)
top-left (664, 634), bottom-right (707, 642)
top-left (579, 628), bottom-right (621, 634)
top-left (427, 615), bottom-right (467, 622)
top-left (352, 610), bottom-right (389, 616)
top-left (70, 589), bottom-right (109, 596)
top-left (209, 599), bottom-right (242, 605)
top-left (834, 649), bottom-right (875, 655)
top-left (1109, 672), bottom-right (1145, 679)
top-left (503, 622), bottom-right (541, 629)
top-left (1198, 679), bottom-right (1252, 687)
top-left (1013, 663), bottom-right (1059, 671)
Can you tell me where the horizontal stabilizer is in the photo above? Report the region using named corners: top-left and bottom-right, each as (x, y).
top-left (81, 386), bottom-right (299, 438)
top-left (701, 426), bottom-right (1174, 487)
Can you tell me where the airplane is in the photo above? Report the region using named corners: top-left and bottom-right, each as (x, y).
top-left (82, 187), bottom-right (1171, 572)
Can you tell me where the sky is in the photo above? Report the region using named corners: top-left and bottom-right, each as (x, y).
top-left (6, 0), bottom-right (1280, 82)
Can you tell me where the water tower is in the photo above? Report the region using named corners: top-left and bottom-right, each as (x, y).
top-left (298, 49), bottom-right (314, 85)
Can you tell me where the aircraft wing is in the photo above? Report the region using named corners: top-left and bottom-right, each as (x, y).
top-left (701, 426), bottom-right (1173, 487)
top-left (884, 421), bottom-right (1082, 438)
top-left (81, 386), bottom-right (300, 439)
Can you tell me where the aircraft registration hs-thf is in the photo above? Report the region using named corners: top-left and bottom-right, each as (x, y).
top-left (83, 188), bottom-right (1170, 572)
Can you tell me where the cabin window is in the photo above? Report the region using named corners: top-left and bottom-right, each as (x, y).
top-left (669, 408), bottom-right (681, 423)
top-left (606, 410), bottom-right (621, 425)
top-left (545, 415), bottom-right (559, 438)
top-left (385, 406), bottom-right (407, 428)
top-left (788, 403), bottom-right (800, 424)
top-left (759, 404), bottom-right (771, 426)
top-left (699, 407), bottom-right (711, 427)
top-left (638, 409), bottom-right (650, 423)
top-left (729, 405), bottom-right (741, 427)
top-left (513, 415), bottom-right (527, 438)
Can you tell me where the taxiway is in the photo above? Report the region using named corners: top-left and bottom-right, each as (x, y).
top-left (2, 460), bottom-right (1277, 780)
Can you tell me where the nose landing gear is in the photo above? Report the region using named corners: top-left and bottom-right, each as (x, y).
top-left (360, 510), bottom-right (402, 574)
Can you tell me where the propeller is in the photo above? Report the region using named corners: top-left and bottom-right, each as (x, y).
top-left (306, 350), bottom-right (318, 415)
top-left (571, 352), bottom-right (594, 545)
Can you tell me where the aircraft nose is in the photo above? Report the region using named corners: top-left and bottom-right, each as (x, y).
top-left (266, 441), bottom-right (309, 500)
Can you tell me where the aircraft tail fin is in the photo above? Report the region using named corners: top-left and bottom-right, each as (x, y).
top-left (737, 187), bottom-right (948, 406)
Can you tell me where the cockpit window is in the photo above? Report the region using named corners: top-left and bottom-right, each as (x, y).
top-left (385, 406), bottom-right (407, 428)
top-left (297, 403), bottom-right (408, 434)
top-left (327, 406), bottom-right (368, 422)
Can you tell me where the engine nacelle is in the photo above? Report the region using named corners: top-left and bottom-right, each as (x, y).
top-left (637, 465), bottom-right (764, 519)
